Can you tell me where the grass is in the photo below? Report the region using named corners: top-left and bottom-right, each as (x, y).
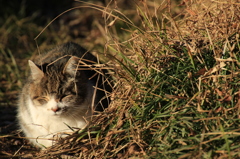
top-left (1, 0), bottom-right (240, 158)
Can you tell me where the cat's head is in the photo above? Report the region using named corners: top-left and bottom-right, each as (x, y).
top-left (27, 56), bottom-right (93, 117)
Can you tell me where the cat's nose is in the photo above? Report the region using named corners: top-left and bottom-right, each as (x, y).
top-left (51, 107), bottom-right (61, 112)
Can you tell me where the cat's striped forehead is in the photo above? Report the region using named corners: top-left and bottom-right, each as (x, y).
top-left (38, 73), bottom-right (76, 96)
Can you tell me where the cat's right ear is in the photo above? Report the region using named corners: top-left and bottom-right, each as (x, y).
top-left (28, 60), bottom-right (44, 82)
top-left (64, 56), bottom-right (79, 77)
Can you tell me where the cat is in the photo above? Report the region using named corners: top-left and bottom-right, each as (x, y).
top-left (17, 42), bottom-right (111, 148)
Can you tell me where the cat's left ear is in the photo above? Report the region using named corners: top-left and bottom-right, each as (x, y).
top-left (28, 60), bottom-right (44, 82)
top-left (64, 56), bottom-right (79, 77)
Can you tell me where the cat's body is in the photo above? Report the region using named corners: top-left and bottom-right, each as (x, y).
top-left (17, 42), bottom-right (110, 148)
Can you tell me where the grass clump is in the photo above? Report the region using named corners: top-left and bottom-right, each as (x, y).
top-left (36, 0), bottom-right (240, 158)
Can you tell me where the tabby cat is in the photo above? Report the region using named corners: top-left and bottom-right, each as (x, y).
top-left (17, 42), bottom-right (110, 148)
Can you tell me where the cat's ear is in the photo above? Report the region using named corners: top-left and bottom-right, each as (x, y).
top-left (28, 60), bottom-right (44, 81)
top-left (64, 56), bottom-right (79, 76)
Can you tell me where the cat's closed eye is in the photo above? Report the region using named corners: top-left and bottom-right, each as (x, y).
top-left (61, 95), bottom-right (74, 102)
top-left (32, 96), bottom-right (49, 106)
